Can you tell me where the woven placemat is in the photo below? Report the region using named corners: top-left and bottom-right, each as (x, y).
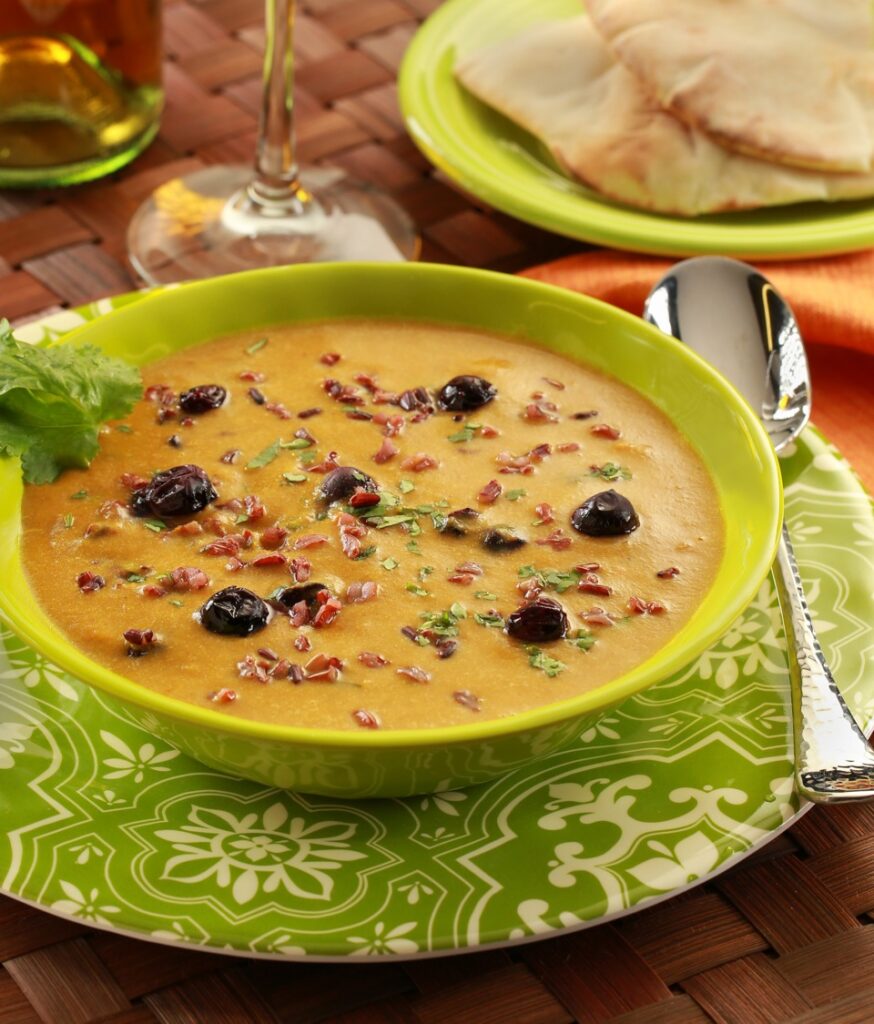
top-left (1, 2), bottom-right (874, 1021)
top-left (0, 0), bottom-right (578, 324)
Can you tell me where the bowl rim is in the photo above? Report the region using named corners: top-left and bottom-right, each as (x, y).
top-left (0, 262), bottom-right (783, 750)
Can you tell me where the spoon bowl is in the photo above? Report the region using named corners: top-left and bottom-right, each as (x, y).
top-left (643, 257), bottom-right (811, 452)
top-left (645, 256), bottom-right (874, 803)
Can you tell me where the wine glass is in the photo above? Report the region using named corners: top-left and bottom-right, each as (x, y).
top-left (127, 0), bottom-right (419, 284)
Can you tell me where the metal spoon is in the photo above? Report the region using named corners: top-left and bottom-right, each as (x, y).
top-left (644, 255), bottom-right (874, 803)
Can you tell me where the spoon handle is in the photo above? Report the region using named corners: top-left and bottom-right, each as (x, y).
top-left (775, 524), bottom-right (874, 802)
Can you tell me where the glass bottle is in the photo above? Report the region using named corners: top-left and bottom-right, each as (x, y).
top-left (0, 0), bottom-right (163, 187)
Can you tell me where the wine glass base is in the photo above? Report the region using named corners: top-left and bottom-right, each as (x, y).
top-left (127, 165), bottom-right (420, 285)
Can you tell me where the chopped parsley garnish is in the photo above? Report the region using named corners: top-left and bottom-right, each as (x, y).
top-left (245, 337), bottom-right (268, 355)
top-left (0, 318), bottom-right (142, 484)
top-left (169, 599), bottom-right (184, 608)
top-left (377, 512), bottom-right (419, 528)
top-left (298, 449), bottom-right (317, 465)
top-left (143, 519), bottom-right (167, 532)
top-left (419, 605), bottom-right (466, 636)
top-left (380, 557), bottom-right (399, 571)
top-left (518, 564), bottom-right (581, 593)
top-left (399, 479), bottom-right (415, 494)
top-left (354, 494), bottom-right (450, 533)
top-left (247, 439), bottom-right (281, 469)
top-left (589, 462), bottom-right (631, 481)
top-left (234, 513), bottom-right (249, 525)
top-left (418, 566), bottom-right (434, 580)
top-left (505, 488), bottom-right (527, 501)
top-left (356, 545), bottom-right (376, 560)
top-left (125, 572), bottom-right (148, 583)
top-left (474, 590), bottom-right (498, 600)
top-left (474, 610), bottom-right (504, 628)
top-left (70, 490), bottom-right (88, 500)
top-left (115, 424), bottom-right (133, 434)
top-left (281, 437), bottom-right (313, 450)
top-left (63, 513), bottom-right (74, 529)
top-left (406, 583), bottom-right (429, 597)
top-left (567, 628), bottom-right (596, 652)
top-left (406, 539), bottom-right (422, 554)
top-left (527, 646), bottom-right (567, 677)
top-left (447, 422), bottom-right (480, 443)
top-left (282, 472), bottom-right (307, 484)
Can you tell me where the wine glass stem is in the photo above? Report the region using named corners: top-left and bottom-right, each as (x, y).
top-left (249, 0), bottom-right (305, 211)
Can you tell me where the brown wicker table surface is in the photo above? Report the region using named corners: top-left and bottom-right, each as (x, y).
top-left (2, 2), bottom-right (874, 1022)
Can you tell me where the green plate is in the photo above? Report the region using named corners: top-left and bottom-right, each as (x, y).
top-left (1, 298), bottom-right (871, 959)
top-left (399, 0), bottom-right (874, 259)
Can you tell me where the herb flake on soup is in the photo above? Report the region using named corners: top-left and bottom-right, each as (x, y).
top-left (21, 322), bottom-right (723, 731)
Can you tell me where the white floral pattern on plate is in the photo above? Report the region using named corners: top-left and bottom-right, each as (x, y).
top-left (156, 803), bottom-right (368, 905)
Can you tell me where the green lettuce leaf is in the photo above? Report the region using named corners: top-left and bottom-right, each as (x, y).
top-left (0, 319), bottom-right (143, 484)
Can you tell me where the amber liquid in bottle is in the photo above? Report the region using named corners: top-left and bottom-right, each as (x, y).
top-left (0, 0), bottom-right (163, 186)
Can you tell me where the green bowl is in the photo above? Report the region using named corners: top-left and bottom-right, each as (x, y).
top-left (0, 263), bottom-right (782, 798)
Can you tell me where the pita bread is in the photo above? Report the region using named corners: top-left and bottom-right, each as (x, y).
top-left (586, 0), bottom-right (874, 172)
top-left (769, 0), bottom-right (873, 49)
top-left (454, 16), bottom-right (874, 215)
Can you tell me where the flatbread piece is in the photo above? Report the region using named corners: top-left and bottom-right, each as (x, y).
top-left (586, 0), bottom-right (874, 172)
top-left (454, 16), bottom-right (874, 215)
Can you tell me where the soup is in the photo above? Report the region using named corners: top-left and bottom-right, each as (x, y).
top-left (21, 321), bottom-right (723, 731)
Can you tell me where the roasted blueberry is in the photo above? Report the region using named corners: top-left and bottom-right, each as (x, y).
top-left (506, 596), bottom-right (569, 643)
top-left (179, 384), bottom-right (227, 413)
top-left (130, 464), bottom-right (218, 519)
top-left (482, 526), bottom-right (526, 551)
top-left (398, 387), bottom-right (434, 412)
top-left (438, 507), bottom-right (481, 537)
top-left (571, 489), bottom-right (640, 537)
top-left (437, 375), bottom-right (497, 412)
top-left (319, 466), bottom-right (378, 504)
top-left (199, 586), bottom-right (271, 636)
top-left (272, 583), bottom-right (330, 614)
top-left (129, 489), bottom-right (152, 517)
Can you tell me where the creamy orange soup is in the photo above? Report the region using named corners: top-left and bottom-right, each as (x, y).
top-left (22, 322), bottom-right (723, 731)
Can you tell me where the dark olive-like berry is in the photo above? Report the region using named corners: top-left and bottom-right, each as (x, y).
top-left (179, 384), bottom-right (227, 413)
top-left (506, 596), bottom-right (569, 643)
top-left (482, 526), bottom-right (526, 551)
top-left (571, 489), bottom-right (640, 537)
top-left (130, 464), bottom-right (218, 519)
top-left (319, 466), bottom-right (378, 504)
top-left (199, 586), bottom-right (271, 636)
top-left (272, 583), bottom-right (330, 614)
top-left (437, 375), bottom-right (497, 412)
top-left (438, 507), bottom-right (481, 537)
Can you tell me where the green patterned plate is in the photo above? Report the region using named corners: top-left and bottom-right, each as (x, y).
top-left (399, 0), bottom-right (874, 259)
top-left (1, 299), bottom-right (872, 959)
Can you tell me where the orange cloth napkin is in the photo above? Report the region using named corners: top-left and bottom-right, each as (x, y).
top-left (522, 250), bottom-right (874, 490)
